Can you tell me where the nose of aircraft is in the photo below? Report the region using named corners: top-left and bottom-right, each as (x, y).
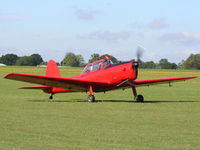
top-left (132, 61), bottom-right (139, 69)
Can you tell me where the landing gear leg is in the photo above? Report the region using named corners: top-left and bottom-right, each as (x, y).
top-left (88, 86), bottom-right (95, 102)
top-left (132, 87), bottom-right (144, 102)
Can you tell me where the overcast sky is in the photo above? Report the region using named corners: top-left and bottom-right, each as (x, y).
top-left (0, 0), bottom-right (200, 63)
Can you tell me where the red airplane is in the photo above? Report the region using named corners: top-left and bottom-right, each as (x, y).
top-left (4, 55), bottom-right (197, 102)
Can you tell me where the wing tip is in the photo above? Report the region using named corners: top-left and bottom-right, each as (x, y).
top-left (188, 76), bottom-right (198, 79)
top-left (4, 73), bottom-right (14, 79)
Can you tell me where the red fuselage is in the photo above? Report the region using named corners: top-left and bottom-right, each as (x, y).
top-left (72, 61), bottom-right (137, 92)
top-left (42, 60), bottom-right (137, 94)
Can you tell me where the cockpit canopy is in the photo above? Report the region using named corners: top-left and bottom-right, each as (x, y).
top-left (82, 57), bottom-right (113, 74)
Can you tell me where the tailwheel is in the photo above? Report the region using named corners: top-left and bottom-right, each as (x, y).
top-left (135, 94), bottom-right (144, 103)
top-left (49, 94), bottom-right (54, 100)
top-left (88, 95), bottom-right (95, 102)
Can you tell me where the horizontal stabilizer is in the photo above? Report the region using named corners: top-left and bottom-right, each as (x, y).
top-left (19, 86), bottom-right (74, 94)
top-left (19, 86), bottom-right (52, 90)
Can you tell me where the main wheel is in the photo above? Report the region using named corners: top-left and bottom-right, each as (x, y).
top-left (136, 94), bottom-right (144, 102)
top-left (88, 95), bottom-right (95, 102)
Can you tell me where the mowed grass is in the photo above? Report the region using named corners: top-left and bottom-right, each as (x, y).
top-left (0, 66), bottom-right (200, 150)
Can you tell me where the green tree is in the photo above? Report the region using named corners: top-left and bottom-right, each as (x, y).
top-left (15, 54), bottom-right (43, 66)
top-left (88, 53), bottom-right (100, 63)
top-left (76, 54), bottom-right (85, 67)
top-left (178, 60), bottom-right (184, 69)
top-left (170, 63), bottom-right (178, 69)
top-left (61, 52), bottom-right (84, 67)
top-left (29, 54), bottom-right (43, 66)
top-left (0, 54), bottom-right (19, 65)
top-left (158, 58), bottom-right (177, 69)
top-left (159, 58), bottom-right (170, 69)
top-left (16, 56), bottom-right (32, 66)
top-left (141, 61), bottom-right (156, 69)
top-left (182, 54), bottom-right (200, 69)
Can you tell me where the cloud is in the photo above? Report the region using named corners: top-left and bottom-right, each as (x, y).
top-left (0, 14), bottom-right (24, 21)
top-left (148, 18), bottom-right (168, 29)
top-left (174, 49), bottom-right (199, 56)
top-left (131, 18), bottom-right (168, 30)
top-left (159, 31), bottom-right (200, 46)
top-left (78, 31), bottom-right (131, 43)
top-left (143, 52), bottom-right (157, 61)
top-left (74, 9), bottom-right (101, 21)
top-left (130, 22), bottom-right (145, 29)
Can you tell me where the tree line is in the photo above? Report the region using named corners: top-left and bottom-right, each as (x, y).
top-left (0, 52), bottom-right (200, 69)
top-left (140, 54), bottom-right (200, 69)
top-left (0, 53), bottom-right (43, 66)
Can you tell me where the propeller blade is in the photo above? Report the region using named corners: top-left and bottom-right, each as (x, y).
top-left (136, 46), bottom-right (144, 61)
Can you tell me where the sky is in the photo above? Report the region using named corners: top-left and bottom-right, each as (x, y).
top-left (0, 0), bottom-right (200, 63)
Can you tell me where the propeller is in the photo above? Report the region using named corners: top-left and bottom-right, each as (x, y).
top-left (135, 46), bottom-right (144, 62)
top-left (133, 46), bottom-right (144, 70)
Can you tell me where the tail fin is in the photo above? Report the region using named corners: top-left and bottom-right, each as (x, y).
top-left (46, 60), bottom-right (61, 77)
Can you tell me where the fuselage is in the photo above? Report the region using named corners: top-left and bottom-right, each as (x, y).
top-left (44, 58), bottom-right (138, 94)
top-left (72, 60), bottom-right (137, 92)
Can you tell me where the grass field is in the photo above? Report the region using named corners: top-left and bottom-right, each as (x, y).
top-left (0, 66), bottom-right (200, 150)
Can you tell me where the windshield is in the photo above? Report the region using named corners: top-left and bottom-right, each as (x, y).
top-left (93, 62), bottom-right (101, 71)
top-left (82, 61), bottom-right (102, 74)
top-left (82, 64), bottom-right (92, 73)
top-left (81, 59), bottom-right (113, 74)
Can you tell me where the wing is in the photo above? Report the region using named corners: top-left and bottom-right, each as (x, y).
top-left (4, 73), bottom-right (109, 92)
top-left (133, 76), bottom-right (197, 87)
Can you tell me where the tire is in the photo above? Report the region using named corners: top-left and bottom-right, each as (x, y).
top-left (136, 94), bottom-right (144, 102)
top-left (88, 95), bottom-right (95, 102)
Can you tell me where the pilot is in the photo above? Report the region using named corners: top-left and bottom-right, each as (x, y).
top-left (102, 56), bottom-right (113, 68)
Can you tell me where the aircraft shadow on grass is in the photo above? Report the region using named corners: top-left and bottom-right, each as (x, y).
top-left (28, 99), bottom-right (199, 103)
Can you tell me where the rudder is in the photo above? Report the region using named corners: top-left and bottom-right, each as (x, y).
top-left (46, 60), bottom-right (61, 77)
